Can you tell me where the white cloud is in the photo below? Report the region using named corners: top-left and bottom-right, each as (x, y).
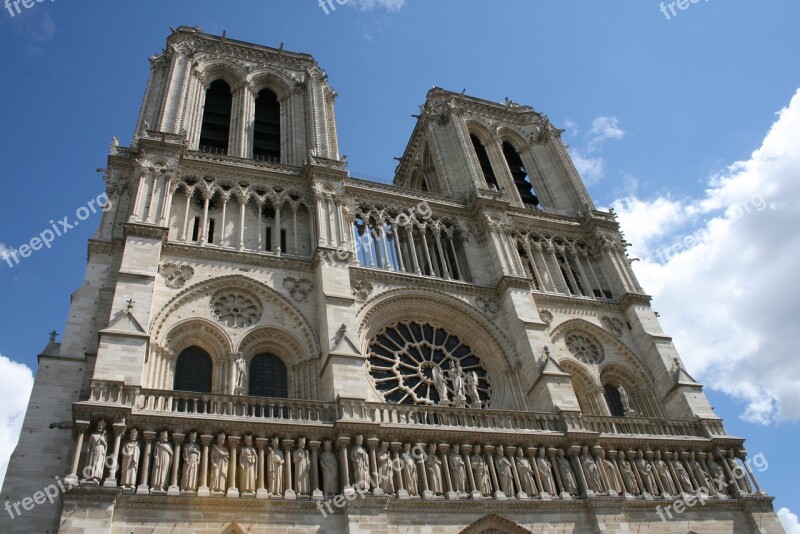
top-left (779, 508), bottom-right (800, 534)
top-left (346, 0), bottom-right (406, 11)
top-left (0, 242), bottom-right (11, 263)
top-left (0, 354), bottom-right (34, 488)
top-left (567, 115), bottom-right (626, 185)
top-left (614, 87), bottom-right (800, 425)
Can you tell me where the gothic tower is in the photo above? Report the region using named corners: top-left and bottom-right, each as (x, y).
top-left (0, 27), bottom-right (782, 533)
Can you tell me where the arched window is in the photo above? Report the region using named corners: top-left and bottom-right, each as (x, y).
top-left (470, 135), bottom-right (499, 190)
top-left (603, 384), bottom-right (626, 417)
top-left (248, 353), bottom-right (288, 398)
top-left (253, 88), bottom-right (281, 162)
top-left (199, 80), bottom-right (233, 154)
top-left (502, 142), bottom-right (539, 208)
top-left (173, 346), bottom-right (213, 393)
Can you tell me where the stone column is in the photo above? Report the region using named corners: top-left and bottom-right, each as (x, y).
top-left (238, 196), bottom-right (247, 250)
top-left (198, 434), bottom-right (213, 497)
top-left (130, 168), bottom-right (149, 222)
top-left (526, 447), bottom-right (545, 500)
top-left (433, 229), bottom-right (451, 279)
top-left (627, 450), bottom-right (650, 499)
top-left (664, 451), bottom-right (685, 496)
top-left (198, 191), bottom-right (211, 246)
top-left (406, 226), bottom-right (421, 274)
top-left (462, 444), bottom-right (480, 500)
top-left (158, 175), bottom-right (178, 227)
top-left (417, 443), bottom-right (433, 499)
top-left (66, 421), bottom-right (89, 486)
top-left (104, 422), bottom-right (126, 487)
top-left (338, 436), bottom-right (353, 495)
top-left (226, 436), bottom-right (240, 498)
top-left (439, 444), bottom-right (457, 500)
top-left (484, 445), bottom-right (505, 500)
top-left (309, 440), bottom-right (324, 499)
top-left (739, 451), bottom-right (765, 495)
top-left (136, 431), bottom-right (155, 495)
top-left (717, 450), bottom-right (742, 498)
top-left (180, 190), bottom-right (193, 242)
top-left (283, 439), bottom-right (296, 499)
top-left (508, 447), bottom-right (525, 499)
top-left (608, 450), bottom-right (628, 498)
top-left (570, 447), bottom-right (592, 498)
top-left (167, 433), bottom-right (184, 496)
top-left (256, 438), bottom-right (268, 499)
top-left (390, 443), bottom-right (409, 499)
top-left (548, 448), bottom-right (567, 500)
top-left (367, 437), bottom-right (382, 496)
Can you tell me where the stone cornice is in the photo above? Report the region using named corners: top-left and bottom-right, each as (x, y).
top-left (162, 242), bottom-right (315, 272)
top-left (531, 293), bottom-right (623, 313)
top-left (124, 222), bottom-right (168, 241)
top-left (349, 266), bottom-right (496, 298)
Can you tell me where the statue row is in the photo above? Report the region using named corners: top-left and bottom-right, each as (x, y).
top-left (71, 421), bottom-right (764, 501)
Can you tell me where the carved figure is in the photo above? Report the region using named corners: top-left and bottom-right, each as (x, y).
top-left (150, 430), bottom-right (173, 492)
top-left (239, 435), bottom-right (258, 494)
top-left (466, 371), bottom-right (482, 407)
top-left (450, 445), bottom-right (467, 494)
top-left (536, 447), bottom-right (556, 495)
top-left (515, 448), bottom-right (536, 495)
top-left (120, 428), bottom-right (140, 488)
top-left (597, 448), bottom-right (622, 494)
top-left (376, 441), bottom-right (394, 494)
top-left (401, 443), bottom-right (419, 495)
top-left (654, 450), bottom-right (678, 495)
top-left (234, 354), bottom-right (247, 394)
top-left (688, 452), bottom-right (715, 496)
top-left (580, 445), bottom-right (604, 493)
top-left (471, 444), bottom-right (492, 496)
top-left (320, 440), bottom-right (338, 495)
top-left (618, 385), bottom-right (633, 413)
top-left (495, 446), bottom-right (514, 495)
top-left (84, 420), bottom-right (108, 482)
top-left (671, 454), bottom-right (694, 493)
top-left (618, 455), bottom-right (640, 495)
top-left (635, 450), bottom-right (657, 495)
top-left (556, 449), bottom-right (578, 495)
top-left (267, 437), bottom-right (285, 495)
top-left (351, 435), bottom-right (371, 492)
top-left (449, 362), bottom-right (465, 399)
top-left (292, 437), bottom-right (310, 495)
top-left (181, 431), bottom-right (201, 491)
top-left (210, 433), bottom-right (229, 493)
top-left (425, 443), bottom-right (444, 494)
top-left (432, 366), bottom-right (449, 405)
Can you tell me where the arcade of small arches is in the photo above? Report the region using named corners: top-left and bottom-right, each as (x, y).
top-left (349, 203), bottom-right (471, 283)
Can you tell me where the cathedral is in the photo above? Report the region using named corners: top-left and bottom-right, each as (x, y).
top-left (0, 27), bottom-right (784, 533)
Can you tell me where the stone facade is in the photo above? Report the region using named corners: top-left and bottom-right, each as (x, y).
top-left (0, 27), bottom-right (784, 534)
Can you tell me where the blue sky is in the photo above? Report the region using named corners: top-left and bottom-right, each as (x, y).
top-left (0, 1), bottom-right (798, 529)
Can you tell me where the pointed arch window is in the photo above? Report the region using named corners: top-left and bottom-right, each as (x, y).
top-left (199, 80), bottom-right (233, 154)
top-left (470, 134), bottom-right (499, 190)
top-left (248, 353), bottom-right (288, 398)
top-left (173, 346), bottom-right (213, 393)
top-left (603, 384), bottom-right (626, 417)
top-left (253, 88), bottom-right (281, 162)
top-left (502, 142), bottom-right (539, 208)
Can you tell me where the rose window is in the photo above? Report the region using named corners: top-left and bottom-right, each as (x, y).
top-left (565, 332), bottom-right (604, 364)
top-left (367, 321), bottom-right (491, 406)
top-left (210, 290), bottom-right (262, 328)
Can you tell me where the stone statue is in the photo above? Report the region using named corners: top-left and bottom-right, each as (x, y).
top-left (537, 447), bottom-right (556, 495)
top-left (267, 437), bottom-right (285, 495)
top-left (150, 430), bottom-right (173, 492)
top-left (556, 449), bottom-right (578, 495)
top-left (432, 366), bottom-right (449, 405)
top-left (670, 453), bottom-right (694, 493)
top-left (688, 452), bottom-right (714, 496)
top-left (495, 446), bottom-right (514, 496)
top-left (84, 420), bottom-right (108, 482)
top-left (466, 370), bottom-right (482, 408)
top-left (320, 440), bottom-right (338, 495)
top-left (654, 450), bottom-right (678, 495)
top-left (727, 449), bottom-right (752, 494)
top-left (234, 354), bottom-right (247, 394)
top-left (597, 448), bottom-right (622, 495)
top-left (635, 450), bottom-right (657, 495)
top-left (120, 428), bottom-right (140, 489)
top-left (293, 437), bottom-right (310, 495)
top-left (376, 441), bottom-right (394, 494)
top-left (181, 431), bottom-right (201, 492)
top-left (239, 435), bottom-right (258, 494)
top-left (471, 444), bottom-right (492, 496)
top-left (707, 454), bottom-right (729, 495)
top-left (580, 445), bottom-right (604, 493)
top-left (515, 448), bottom-right (536, 495)
top-left (401, 443), bottom-right (419, 495)
top-left (424, 443), bottom-right (444, 495)
top-left (351, 435), bottom-right (371, 492)
top-left (210, 433), bottom-right (229, 493)
top-left (448, 362), bottom-right (466, 400)
top-left (449, 445), bottom-right (467, 494)
top-left (618, 385), bottom-right (633, 414)
top-left (618, 455), bottom-right (640, 495)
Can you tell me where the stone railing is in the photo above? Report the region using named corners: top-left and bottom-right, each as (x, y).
top-left (582, 415), bottom-right (705, 438)
top-left (136, 389), bottom-right (336, 424)
top-left (83, 380), bottom-right (724, 440)
top-left (338, 400), bottom-right (564, 433)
